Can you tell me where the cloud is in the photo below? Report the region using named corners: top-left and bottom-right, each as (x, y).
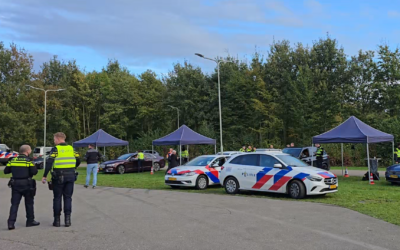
top-left (388, 10), bottom-right (400, 18)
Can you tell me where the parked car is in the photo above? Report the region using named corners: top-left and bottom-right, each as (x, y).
top-left (0, 144), bottom-right (18, 165)
top-left (33, 146), bottom-right (53, 159)
top-left (100, 153), bottom-right (165, 174)
top-left (165, 155), bottom-right (229, 190)
top-left (217, 151), bottom-right (242, 156)
top-left (219, 151), bottom-right (338, 199)
top-left (142, 150), bottom-right (160, 156)
top-left (282, 147), bottom-right (330, 170)
top-left (33, 157), bottom-right (45, 169)
top-left (385, 164), bottom-right (400, 184)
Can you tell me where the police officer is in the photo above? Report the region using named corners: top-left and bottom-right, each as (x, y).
top-left (42, 132), bottom-right (80, 227)
top-left (181, 146), bottom-right (189, 164)
top-left (4, 145), bottom-right (40, 230)
top-left (395, 144), bottom-right (400, 164)
top-left (239, 146), bottom-right (246, 152)
top-left (315, 144), bottom-right (324, 169)
top-left (137, 150), bottom-right (144, 173)
top-left (247, 146), bottom-right (253, 152)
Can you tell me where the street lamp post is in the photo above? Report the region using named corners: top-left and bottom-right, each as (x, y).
top-left (195, 53), bottom-right (234, 153)
top-left (26, 85), bottom-right (65, 171)
top-left (168, 105), bottom-right (180, 129)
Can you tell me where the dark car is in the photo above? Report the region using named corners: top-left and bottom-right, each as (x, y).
top-left (100, 153), bottom-right (165, 174)
top-left (33, 157), bottom-right (45, 169)
top-left (142, 150), bottom-right (160, 156)
top-left (385, 164), bottom-right (400, 184)
top-left (282, 147), bottom-right (330, 170)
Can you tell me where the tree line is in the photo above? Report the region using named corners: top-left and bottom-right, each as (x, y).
top-left (1, 35), bottom-right (399, 165)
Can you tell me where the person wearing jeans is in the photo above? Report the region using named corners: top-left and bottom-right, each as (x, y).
top-left (84, 144), bottom-right (102, 189)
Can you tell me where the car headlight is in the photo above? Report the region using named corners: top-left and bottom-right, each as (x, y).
top-left (184, 171), bottom-right (197, 176)
top-left (106, 164), bottom-right (115, 167)
top-left (306, 175), bottom-right (323, 182)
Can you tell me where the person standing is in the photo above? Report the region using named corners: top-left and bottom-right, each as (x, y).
top-left (166, 148), bottom-right (173, 170)
top-left (253, 147), bottom-right (257, 152)
top-left (290, 142), bottom-right (295, 147)
top-left (5, 145), bottom-right (40, 230)
top-left (166, 150), bottom-right (179, 174)
top-left (395, 144), bottom-right (400, 164)
top-left (239, 146), bottom-right (246, 152)
top-left (137, 150), bottom-right (144, 173)
top-left (269, 145), bottom-right (274, 149)
top-left (84, 144), bottom-right (102, 188)
top-left (315, 144), bottom-right (324, 169)
top-left (42, 132), bottom-right (80, 227)
top-left (181, 146), bottom-right (189, 164)
top-left (286, 144), bottom-right (290, 148)
top-left (247, 146), bottom-right (253, 152)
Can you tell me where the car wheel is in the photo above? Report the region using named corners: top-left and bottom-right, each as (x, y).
top-left (39, 163), bottom-right (43, 169)
top-left (322, 163), bottom-right (330, 171)
top-left (117, 165), bottom-right (125, 174)
top-left (195, 175), bottom-right (208, 190)
top-left (153, 163), bottom-right (160, 172)
top-left (288, 180), bottom-right (306, 199)
top-left (224, 177), bottom-right (239, 194)
top-left (170, 185), bottom-right (180, 189)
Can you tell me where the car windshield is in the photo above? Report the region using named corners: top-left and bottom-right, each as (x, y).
top-left (0, 145), bottom-right (8, 151)
top-left (282, 148), bottom-right (302, 157)
top-left (276, 155), bottom-right (310, 167)
top-left (33, 148), bottom-right (41, 153)
top-left (185, 156), bottom-right (216, 166)
top-left (117, 154), bottom-right (132, 160)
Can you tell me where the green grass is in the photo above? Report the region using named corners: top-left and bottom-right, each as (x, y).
top-left (2, 167), bottom-right (399, 226)
top-left (330, 166), bottom-right (388, 171)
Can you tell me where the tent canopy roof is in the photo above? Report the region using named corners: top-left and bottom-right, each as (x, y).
top-left (312, 116), bottom-right (394, 144)
top-left (73, 129), bottom-right (128, 147)
top-left (152, 125), bottom-right (216, 146)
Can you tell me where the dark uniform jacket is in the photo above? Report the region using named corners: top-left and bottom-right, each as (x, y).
top-left (43, 143), bottom-right (81, 178)
top-left (4, 154), bottom-right (38, 179)
top-left (85, 148), bottom-right (102, 164)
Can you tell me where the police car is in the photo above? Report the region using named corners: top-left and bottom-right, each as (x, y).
top-left (165, 155), bottom-right (228, 190)
top-left (219, 151), bottom-right (338, 199)
top-left (0, 144), bottom-right (18, 165)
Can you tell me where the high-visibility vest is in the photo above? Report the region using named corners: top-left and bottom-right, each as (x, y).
top-left (316, 147), bottom-right (324, 157)
top-left (239, 148), bottom-right (245, 152)
top-left (7, 157), bottom-right (34, 168)
top-left (246, 148), bottom-right (252, 152)
top-left (181, 150), bottom-right (188, 158)
top-left (53, 145), bottom-right (76, 169)
top-left (138, 152), bottom-right (144, 160)
top-left (395, 148), bottom-right (400, 157)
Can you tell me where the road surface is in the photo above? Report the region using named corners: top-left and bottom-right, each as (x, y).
top-left (0, 179), bottom-right (399, 250)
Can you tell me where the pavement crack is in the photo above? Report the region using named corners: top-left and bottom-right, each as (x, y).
top-left (0, 238), bottom-right (47, 249)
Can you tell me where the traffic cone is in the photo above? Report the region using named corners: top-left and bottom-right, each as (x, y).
top-left (151, 166), bottom-right (154, 175)
top-left (369, 172), bottom-right (375, 185)
top-left (344, 167), bottom-right (349, 177)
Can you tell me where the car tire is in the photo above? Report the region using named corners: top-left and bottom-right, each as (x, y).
top-left (39, 163), bottom-right (43, 169)
top-left (195, 175), bottom-right (208, 190)
top-left (224, 177), bottom-right (239, 194)
top-left (322, 163), bottom-right (330, 171)
top-left (117, 165), bottom-right (125, 174)
top-left (288, 180), bottom-right (306, 199)
top-left (170, 185), bottom-right (180, 189)
top-left (153, 163), bottom-right (160, 172)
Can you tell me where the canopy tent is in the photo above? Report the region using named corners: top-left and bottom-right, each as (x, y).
top-left (73, 129), bottom-right (129, 155)
top-left (312, 116), bottom-right (394, 182)
top-left (152, 125), bottom-right (216, 165)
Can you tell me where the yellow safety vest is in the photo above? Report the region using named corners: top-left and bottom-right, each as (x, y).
top-left (395, 148), bottom-right (400, 157)
top-left (181, 150), bottom-right (188, 158)
top-left (53, 145), bottom-right (77, 169)
top-left (138, 152), bottom-right (144, 160)
top-left (7, 157), bottom-right (34, 168)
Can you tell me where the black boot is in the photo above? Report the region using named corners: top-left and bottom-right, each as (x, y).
top-left (26, 220), bottom-right (40, 227)
top-left (53, 216), bottom-right (61, 227)
top-left (8, 221), bottom-right (15, 230)
top-left (65, 215), bottom-right (71, 227)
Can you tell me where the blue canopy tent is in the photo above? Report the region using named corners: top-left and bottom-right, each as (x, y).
top-left (152, 125), bottom-right (216, 165)
top-left (312, 116), bottom-right (394, 181)
top-left (73, 129), bottom-right (129, 155)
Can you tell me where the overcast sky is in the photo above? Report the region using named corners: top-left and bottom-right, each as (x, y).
top-left (1, 0), bottom-right (399, 75)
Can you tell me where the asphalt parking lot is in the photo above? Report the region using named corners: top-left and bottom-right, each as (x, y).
top-left (0, 178), bottom-right (399, 250)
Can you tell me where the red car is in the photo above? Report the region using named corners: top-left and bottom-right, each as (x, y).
top-left (99, 153), bottom-right (165, 174)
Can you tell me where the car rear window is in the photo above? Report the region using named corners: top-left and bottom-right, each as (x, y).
top-left (276, 155), bottom-right (309, 167)
top-left (33, 148), bottom-right (41, 153)
top-left (282, 148), bottom-right (302, 157)
top-left (229, 155), bottom-right (259, 166)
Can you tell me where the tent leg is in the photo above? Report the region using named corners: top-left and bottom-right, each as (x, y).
top-left (392, 140), bottom-right (395, 165)
top-left (152, 144), bottom-right (154, 169)
top-left (215, 144), bottom-right (216, 154)
top-left (104, 147), bottom-right (106, 157)
top-left (179, 144), bottom-right (182, 166)
top-left (367, 143), bottom-right (371, 184)
top-left (341, 143), bottom-right (344, 177)
top-left (127, 144), bottom-right (129, 153)
top-left (311, 143), bottom-right (314, 167)
top-left (188, 145), bottom-right (190, 162)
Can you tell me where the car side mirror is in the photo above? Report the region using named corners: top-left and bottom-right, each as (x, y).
top-left (273, 163), bottom-right (283, 168)
top-left (6, 149), bottom-right (11, 153)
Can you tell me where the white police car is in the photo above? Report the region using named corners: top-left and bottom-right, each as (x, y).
top-left (219, 151), bottom-right (338, 199)
top-left (165, 155), bottom-right (228, 190)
